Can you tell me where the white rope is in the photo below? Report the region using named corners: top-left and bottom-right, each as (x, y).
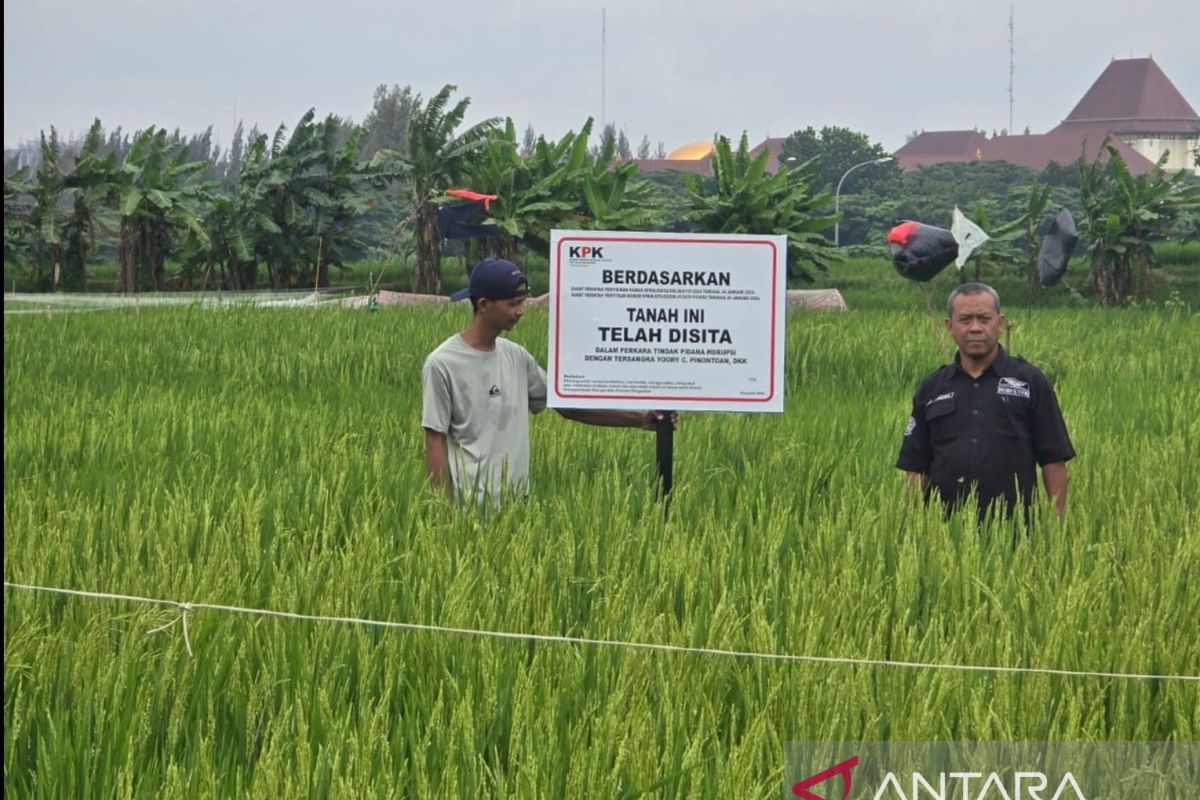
top-left (3, 290), bottom-right (356, 312)
top-left (145, 603), bottom-right (195, 657)
top-left (5, 582), bottom-right (1197, 683)
top-left (4, 305), bottom-right (129, 316)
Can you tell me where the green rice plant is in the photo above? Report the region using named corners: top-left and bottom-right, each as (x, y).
top-left (4, 301), bottom-right (1199, 799)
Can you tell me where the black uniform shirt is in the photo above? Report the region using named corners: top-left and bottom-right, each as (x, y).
top-left (897, 347), bottom-right (1075, 515)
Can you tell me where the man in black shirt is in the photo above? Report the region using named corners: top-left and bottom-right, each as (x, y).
top-left (897, 283), bottom-right (1075, 518)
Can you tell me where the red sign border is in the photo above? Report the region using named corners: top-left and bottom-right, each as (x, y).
top-left (552, 235), bottom-right (781, 404)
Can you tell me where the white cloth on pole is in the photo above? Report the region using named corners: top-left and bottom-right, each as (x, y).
top-left (951, 207), bottom-right (990, 269)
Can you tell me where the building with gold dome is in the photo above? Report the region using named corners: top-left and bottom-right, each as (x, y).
top-left (636, 137), bottom-right (786, 176)
top-left (666, 141), bottom-right (715, 160)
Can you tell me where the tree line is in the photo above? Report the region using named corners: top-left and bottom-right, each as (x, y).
top-left (4, 87), bottom-right (1197, 305)
top-left (3, 85), bottom-right (840, 296)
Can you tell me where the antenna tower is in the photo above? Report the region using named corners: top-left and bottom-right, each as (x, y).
top-left (1008, 4), bottom-right (1015, 133)
top-left (601, 8), bottom-right (607, 131)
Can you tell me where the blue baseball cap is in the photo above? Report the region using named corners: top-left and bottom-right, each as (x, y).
top-left (450, 258), bottom-right (530, 302)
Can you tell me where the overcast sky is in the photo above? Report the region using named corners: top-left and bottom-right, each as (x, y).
top-left (4, 0), bottom-right (1198, 154)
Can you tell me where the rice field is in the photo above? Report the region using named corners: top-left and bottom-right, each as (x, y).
top-left (4, 296), bottom-right (1199, 798)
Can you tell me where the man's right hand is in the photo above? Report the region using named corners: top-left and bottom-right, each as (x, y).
top-left (424, 428), bottom-right (452, 503)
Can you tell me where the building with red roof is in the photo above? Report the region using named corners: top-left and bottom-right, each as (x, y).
top-left (639, 57), bottom-right (1197, 178)
top-left (891, 130), bottom-right (990, 169)
top-left (896, 57), bottom-right (1198, 176)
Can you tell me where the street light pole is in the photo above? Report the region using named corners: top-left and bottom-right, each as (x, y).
top-left (834, 156), bottom-right (893, 247)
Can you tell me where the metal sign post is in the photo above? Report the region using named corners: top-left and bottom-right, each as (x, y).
top-left (656, 410), bottom-right (674, 497)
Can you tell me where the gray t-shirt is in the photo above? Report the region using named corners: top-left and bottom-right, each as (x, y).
top-left (421, 334), bottom-right (548, 504)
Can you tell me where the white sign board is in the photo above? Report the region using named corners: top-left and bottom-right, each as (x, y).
top-left (547, 230), bottom-right (786, 412)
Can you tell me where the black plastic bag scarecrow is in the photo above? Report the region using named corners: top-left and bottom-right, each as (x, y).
top-left (1037, 208), bottom-right (1077, 287)
top-left (888, 221), bottom-right (959, 282)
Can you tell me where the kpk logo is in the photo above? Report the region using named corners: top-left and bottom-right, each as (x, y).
top-left (791, 754), bottom-right (1088, 800)
top-left (566, 244), bottom-right (611, 264)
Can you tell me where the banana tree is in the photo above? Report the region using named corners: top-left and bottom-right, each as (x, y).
top-left (1016, 183), bottom-right (1052, 294)
top-left (225, 132), bottom-right (293, 289)
top-left (4, 124), bottom-right (117, 290)
top-left (190, 111), bottom-right (400, 291)
top-left (464, 116), bottom-right (661, 264)
top-left (463, 118), bottom-right (588, 261)
top-left (232, 111), bottom-right (403, 289)
top-left (255, 112), bottom-right (329, 288)
top-left (173, 186), bottom-right (258, 290)
top-left (958, 200), bottom-right (1033, 285)
top-left (577, 119), bottom-right (661, 233)
top-left (310, 119), bottom-right (404, 287)
top-left (1079, 142), bottom-right (1200, 305)
top-left (114, 128), bottom-right (209, 292)
top-left (60, 120), bottom-right (119, 291)
top-left (403, 85), bottom-right (499, 294)
top-left (460, 118), bottom-right (535, 261)
top-left (684, 134), bottom-right (838, 282)
top-left (3, 168), bottom-right (34, 272)
top-left (25, 130), bottom-right (67, 289)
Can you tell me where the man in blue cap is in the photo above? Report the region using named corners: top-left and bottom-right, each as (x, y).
top-left (422, 258), bottom-right (671, 505)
